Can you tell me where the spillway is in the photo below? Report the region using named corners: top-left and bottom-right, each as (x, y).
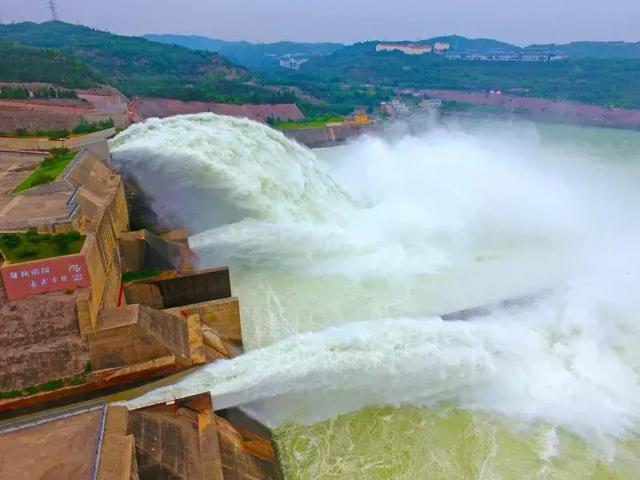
top-left (111, 113), bottom-right (640, 478)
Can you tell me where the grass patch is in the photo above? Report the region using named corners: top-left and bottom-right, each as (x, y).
top-left (2, 128), bottom-right (71, 140)
top-left (0, 229), bottom-right (85, 263)
top-left (72, 117), bottom-right (114, 134)
top-left (40, 379), bottom-right (65, 391)
top-left (0, 371), bottom-right (90, 400)
top-left (122, 269), bottom-right (163, 283)
top-left (271, 115), bottom-right (345, 129)
top-left (0, 390), bottom-right (22, 400)
top-left (12, 147), bottom-right (77, 193)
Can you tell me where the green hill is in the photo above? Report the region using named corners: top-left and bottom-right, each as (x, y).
top-left (143, 34), bottom-right (343, 70)
top-left (0, 39), bottom-right (99, 88)
top-left (528, 41), bottom-right (640, 59)
top-left (0, 22), bottom-right (295, 104)
top-left (276, 41), bottom-right (640, 110)
top-left (368, 36), bottom-right (640, 58)
top-left (424, 35), bottom-right (520, 52)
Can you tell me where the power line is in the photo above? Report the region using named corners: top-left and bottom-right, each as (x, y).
top-left (47, 0), bottom-right (59, 21)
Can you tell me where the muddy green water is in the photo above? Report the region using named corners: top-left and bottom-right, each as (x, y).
top-left (269, 122), bottom-right (640, 480)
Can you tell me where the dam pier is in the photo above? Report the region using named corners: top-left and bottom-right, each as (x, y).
top-left (0, 132), bottom-right (284, 479)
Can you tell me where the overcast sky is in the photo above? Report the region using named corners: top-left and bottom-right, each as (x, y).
top-left (1, 0), bottom-right (639, 45)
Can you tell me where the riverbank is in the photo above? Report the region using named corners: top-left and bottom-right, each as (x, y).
top-left (279, 123), bottom-right (374, 148)
top-left (405, 88), bottom-right (640, 130)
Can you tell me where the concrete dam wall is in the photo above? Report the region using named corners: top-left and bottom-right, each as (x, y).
top-left (281, 124), bottom-right (372, 148)
top-left (125, 267), bottom-right (233, 310)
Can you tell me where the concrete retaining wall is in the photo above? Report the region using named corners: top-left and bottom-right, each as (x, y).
top-left (281, 124), bottom-right (370, 148)
top-left (0, 85), bottom-right (129, 133)
top-left (0, 280), bottom-right (89, 390)
top-left (0, 150), bottom-right (46, 163)
top-left (88, 321), bottom-right (169, 371)
top-left (127, 393), bottom-right (284, 480)
top-left (119, 230), bottom-right (182, 274)
top-left (97, 406), bottom-right (138, 480)
top-left (125, 268), bottom-right (232, 310)
top-left (165, 297), bottom-right (242, 343)
top-left (87, 305), bottom-right (190, 370)
top-left (128, 408), bottom-right (207, 479)
top-left (76, 160), bottom-right (130, 334)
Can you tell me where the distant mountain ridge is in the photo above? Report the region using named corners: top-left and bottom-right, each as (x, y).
top-left (417, 35), bottom-right (520, 52)
top-left (422, 37), bottom-right (640, 57)
top-left (146, 32), bottom-right (640, 62)
top-left (528, 41), bottom-right (640, 58)
top-left (0, 22), bottom-right (243, 80)
top-left (353, 35), bottom-right (640, 57)
top-left (283, 37), bottom-right (640, 110)
top-left (143, 34), bottom-right (343, 69)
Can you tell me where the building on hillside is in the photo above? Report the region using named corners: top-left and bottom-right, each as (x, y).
top-left (344, 109), bottom-right (370, 126)
top-left (491, 53), bottom-right (521, 61)
top-left (433, 42), bottom-right (451, 53)
top-left (391, 100), bottom-right (412, 115)
top-left (376, 43), bottom-right (432, 55)
top-left (380, 102), bottom-right (396, 117)
top-left (522, 47), bottom-right (552, 62)
top-left (444, 52), bottom-right (464, 60)
top-left (0, 393), bottom-right (284, 480)
top-left (467, 53), bottom-right (490, 61)
top-left (279, 55), bottom-right (307, 70)
top-left (353, 110), bottom-right (370, 125)
top-left (380, 100), bottom-right (412, 117)
top-left (420, 98), bottom-right (443, 109)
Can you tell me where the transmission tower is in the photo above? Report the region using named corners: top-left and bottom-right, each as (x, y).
top-left (47, 0), bottom-right (59, 21)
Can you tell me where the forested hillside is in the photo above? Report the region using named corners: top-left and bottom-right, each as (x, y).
top-left (3, 23), bottom-right (640, 114)
top-left (281, 42), bottom-right (640, 109)
top-left (0, 40), bottom-right (99, 88)
top-left (0, 22), bottom-right (296, 104)
top-left (143, 34), bottom-right (343, 69)
top-left (530, 41), bottom-right (640, 59)
top-left (424, 35), bottom-right (520, 52)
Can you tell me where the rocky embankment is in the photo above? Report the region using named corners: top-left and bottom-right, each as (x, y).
top-left (408, 88), bottom-right (640, 130)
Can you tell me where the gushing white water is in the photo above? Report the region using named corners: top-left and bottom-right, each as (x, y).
top-left (110, 114), bottom-right (351, 230)
top-left (112, 114), bottom-right (640, 466)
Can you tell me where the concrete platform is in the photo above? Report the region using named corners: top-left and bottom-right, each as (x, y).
top-left (0, 405), bottom-right (105, 479)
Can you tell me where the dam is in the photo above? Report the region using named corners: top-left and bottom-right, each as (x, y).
top-left (108, 114), bottom-right (640, 478)
top-left (0, 126), bottom-right (284, 478)
top-left (1, 112), bottom-right (639, 479)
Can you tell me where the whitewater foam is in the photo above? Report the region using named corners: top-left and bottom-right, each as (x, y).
top-left (126, 286), bottom-right (640, 439)
top-left (110, 113), bottom-right (351, 231)
top-left (112, 115), bottom-right (640, 456)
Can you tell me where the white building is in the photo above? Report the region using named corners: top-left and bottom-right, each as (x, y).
top-left (376, 43), bottom-right (432, 55)
top-left (279, 56), bottom-right (307, 70)
top-left (420, 98), bottom-right (443, 109)
top-left (433, 42), bottom-right (451, 53)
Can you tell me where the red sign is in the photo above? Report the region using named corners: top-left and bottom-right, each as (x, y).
top-left (1, 254), bottom-right (91, 301)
